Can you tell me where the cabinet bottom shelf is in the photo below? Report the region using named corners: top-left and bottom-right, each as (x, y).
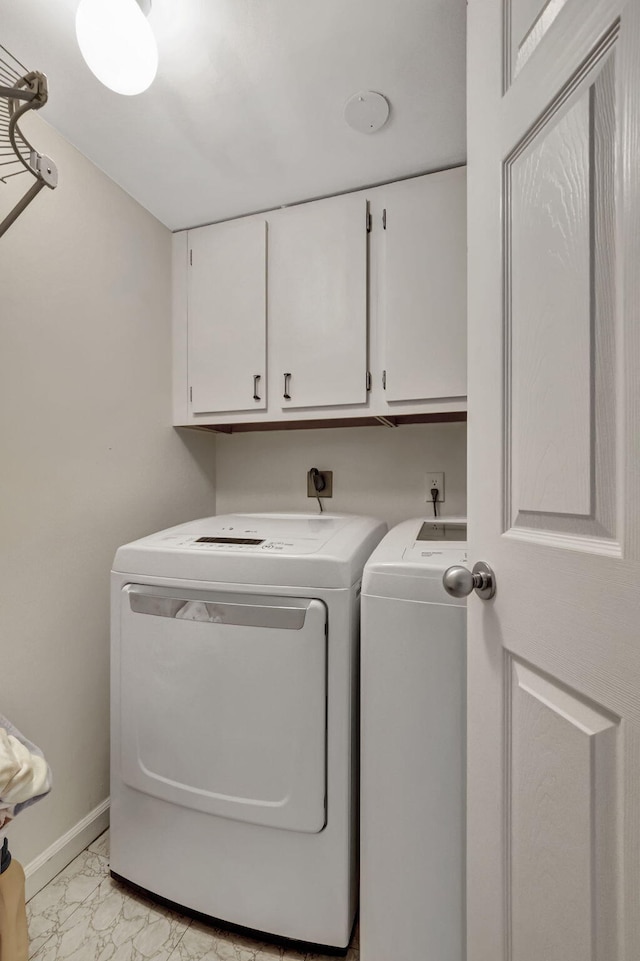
top-left (180, 410), bottom-right (467, 434)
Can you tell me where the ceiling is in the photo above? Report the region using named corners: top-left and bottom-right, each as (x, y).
top-left (2, 0), bottom-right (466, 231)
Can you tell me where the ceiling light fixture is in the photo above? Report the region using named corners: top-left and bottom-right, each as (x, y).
top-left (75, 0), bottom-right (158, 96)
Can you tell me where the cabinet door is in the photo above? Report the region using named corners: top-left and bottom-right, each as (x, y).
top-left (379, 169), bottom-right (466, 402)
top-left (270, 193), bottom-right (368, 410)
top-left (188, 218), bottom-right (267, 414)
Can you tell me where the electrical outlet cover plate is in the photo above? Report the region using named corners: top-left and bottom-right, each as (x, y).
top-left (307, 470), bottom-right (333, 498)
top-left (426, 471), bottom-right (444, 502)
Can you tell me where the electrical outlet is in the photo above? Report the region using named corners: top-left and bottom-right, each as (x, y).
top-left (426, 471), bottom-right (445, 502)
top-left (307, 469), bottom-right (333, 498)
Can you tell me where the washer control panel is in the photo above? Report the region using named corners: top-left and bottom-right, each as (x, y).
top-left (403, 544), bottom-right (468, 568)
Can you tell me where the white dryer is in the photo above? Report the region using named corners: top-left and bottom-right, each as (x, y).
top-left (110, 512), bottom-right (386, 950)
top-left (360, 517), bottom-right (467, 961)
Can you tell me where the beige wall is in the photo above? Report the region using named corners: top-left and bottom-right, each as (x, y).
top-left (0, 119), bottom-right (216, 865)
top-left (215, 422), bottom-right (466, 527)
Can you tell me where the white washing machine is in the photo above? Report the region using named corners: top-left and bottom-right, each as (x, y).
top-left (360, 517), bottom-right (467, 961)
top-left (110, 512), bottom-right (386, 950)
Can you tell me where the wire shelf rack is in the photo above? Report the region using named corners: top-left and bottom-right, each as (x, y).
top-left (0, 42), bottom-right (58, 237)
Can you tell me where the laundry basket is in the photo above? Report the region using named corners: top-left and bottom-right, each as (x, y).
top-left (0, 839), bottom-right (27, 961)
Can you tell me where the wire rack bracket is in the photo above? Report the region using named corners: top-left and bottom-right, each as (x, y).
top-left (0, 43), bottom-right (58, 238)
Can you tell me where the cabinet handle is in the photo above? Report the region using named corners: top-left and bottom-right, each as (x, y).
top-left (253, 374), bottom-right (261, 401)
top-left (283, 372), bottom-right (292, 400)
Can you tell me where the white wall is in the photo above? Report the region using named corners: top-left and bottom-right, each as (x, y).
top-left (0, 119), bottom-right (216, 868)
top-left (215, 422), bottom-right (466, 527)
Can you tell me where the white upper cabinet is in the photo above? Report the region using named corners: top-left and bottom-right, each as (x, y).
top-left (173, 170), bottom-right (467, 427)
top-left (187, 218), bottom-right (267, 414)
top-left (375, 168), bottom-right (467, 403)
top-left (268, 193), bottom-right (368, 410)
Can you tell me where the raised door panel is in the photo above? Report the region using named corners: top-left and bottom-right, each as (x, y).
top-left (188, 218), bottom-right (266, 414)
top-left (269, 193), bottom-right (368, 410)
top-left (507, 0), bottom-right (570, 82)
top-left (378, 169), bottom-right (467, 403)
top-left (506, 52), bottom-right (618, 550)
top-left (508, 660), bottom-right (619, 960)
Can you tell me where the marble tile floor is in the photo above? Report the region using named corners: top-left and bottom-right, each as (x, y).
top-left (26, 831), bottom-right (360, 961)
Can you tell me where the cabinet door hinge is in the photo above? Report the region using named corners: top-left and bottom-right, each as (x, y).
top-left (382, 370), bottom-right (387, 390)
top-left (189, 249), bottom-right (193, 266)
top-left (366, 371), bottom-right (372, 391)
top-left (382, 208), bottom-right (387, 230)
top-left (366, 211), bottom-right (372, 233)
top-left (190, 386), bottom-right (193, 402)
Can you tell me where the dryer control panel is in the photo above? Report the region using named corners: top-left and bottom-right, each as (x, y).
top-left (157, 534), bottom-right (327, 555)
top-left (154, 517), bottom-right (344, 555)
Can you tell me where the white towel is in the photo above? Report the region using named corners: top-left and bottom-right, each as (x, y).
top-left (0, 716), bottom-right (51, 844)
top-left (0, 729), bottom-right (50, 807)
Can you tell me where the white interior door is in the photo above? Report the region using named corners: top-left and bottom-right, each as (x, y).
top-left (188, 218), bottom-right (267, 414)
top-left (468, 2), bottom-right (640, 959)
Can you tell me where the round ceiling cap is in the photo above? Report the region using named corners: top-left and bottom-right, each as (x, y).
top-left (344, 91), bottom-right (390, 134)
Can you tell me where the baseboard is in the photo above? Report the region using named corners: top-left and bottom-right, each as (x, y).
top-left (24, 798), bottom-right (110, 901)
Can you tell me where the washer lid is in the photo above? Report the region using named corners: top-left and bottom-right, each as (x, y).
top-left (113, 512), bottom-right (387, 589)
top-left (362, 516), bottom-right (468, 605)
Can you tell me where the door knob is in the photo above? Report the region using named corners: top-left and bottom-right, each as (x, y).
top-left (442, 562), bottom-right (496, 600)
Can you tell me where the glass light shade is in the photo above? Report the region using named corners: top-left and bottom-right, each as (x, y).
top-left (76, 0), bottom-right (158, 96)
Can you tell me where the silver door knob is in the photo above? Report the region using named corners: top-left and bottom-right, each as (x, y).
top-left (442, 562), bottom-right (496, 600)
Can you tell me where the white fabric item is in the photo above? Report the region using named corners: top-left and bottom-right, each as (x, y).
top-left (0, 729), bottom-right (50, 808)
top-left (0, 717), bottom-right (51, 850)
top-left (175, 600), bottom-right (210, 621)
